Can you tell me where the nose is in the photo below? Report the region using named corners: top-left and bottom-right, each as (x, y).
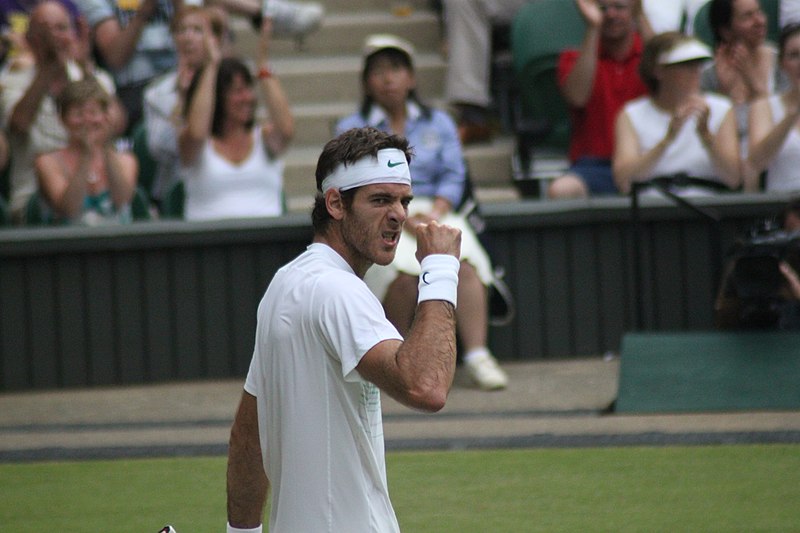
top-left (388, 200), bottom-right (407, 225)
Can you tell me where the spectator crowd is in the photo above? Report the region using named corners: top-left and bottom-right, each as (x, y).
top-left (2, 0), bottom-right (800, 225)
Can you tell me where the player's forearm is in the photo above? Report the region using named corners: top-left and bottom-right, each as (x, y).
top-left (227, 392), bottom-right (268, 529)
top-left (394, 300), bottom-right (457, 412)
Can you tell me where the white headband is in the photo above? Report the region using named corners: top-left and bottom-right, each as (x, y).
top-left (321, 148), bottom-right (411, 193)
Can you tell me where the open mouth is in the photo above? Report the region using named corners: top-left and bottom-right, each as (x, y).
top-left (381, 230), bottom-right (399, 247)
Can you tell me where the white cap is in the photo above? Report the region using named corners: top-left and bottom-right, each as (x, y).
top-left (363, 34), bottom-right (415, 62)
top-left (659, 39), bottom-right (712, 65)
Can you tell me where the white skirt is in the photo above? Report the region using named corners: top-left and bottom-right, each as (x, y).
top-left (363, 197), bottom-right (494, 302)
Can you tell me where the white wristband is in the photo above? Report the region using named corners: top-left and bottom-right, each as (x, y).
top-left (227, 523), bottom-right (262, 533)
top-left (417, 254), bottom-right (460, 307)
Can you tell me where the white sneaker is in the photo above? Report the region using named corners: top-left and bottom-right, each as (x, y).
top-left (264, 0), bottom-right (324, 38)
top-left (464, 351), bottom-right (508, 390)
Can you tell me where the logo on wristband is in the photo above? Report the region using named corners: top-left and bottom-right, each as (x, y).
top-left (421, 271), bottom-right (431, 284)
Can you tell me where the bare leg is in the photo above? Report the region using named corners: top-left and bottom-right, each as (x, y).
top-left (383, 272), bottom-right (418, 336)
top-left (384, 264), bottom-right (488, 350)
top-left (455, 261), bottom-right (488, 351)
top-left (548, 173), bottom-right (589, 199)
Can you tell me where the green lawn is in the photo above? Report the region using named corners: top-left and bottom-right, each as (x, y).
top-left (2, 445), bottom-right (799, 532)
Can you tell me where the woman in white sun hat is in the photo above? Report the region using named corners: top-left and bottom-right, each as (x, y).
top-left (613, 32), bottom-right (741, 196)
top-left (336, 34), bottom-right (508, 390)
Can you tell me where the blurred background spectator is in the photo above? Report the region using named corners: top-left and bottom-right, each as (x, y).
top-left (336, 34), bottom-right (509, 390)
top-left (613, 32), bottom-right (741, 196)
top-left (747, 22), bottom-right (800, 192)
top-left (715, 197), bottom-right (800, 330)
top-left (781, 0), bottom-right (800, 27)
top-left (206, 0), bottom-right (323, 41)
top-left (546, 0), bottom-right (651, 199)
top-left (34, 78), bottom-right (137, 224)
top-left (701, 0), bottom-right (785, 186)
top-left (441, 0), bottom-right (527, 145)
top-left (0, 0), bottom-right (124, 223)
top-left (76, 0), bottom-right (180, 132)
top-left (0, 0), bottom-right (81, 67)
top-left (177, 18), bottom-right (293, 221)
top-left (143, 5), bottom-right (226, 207)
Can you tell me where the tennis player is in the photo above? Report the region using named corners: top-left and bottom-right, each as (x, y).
top-left (225, 127), bottom-right (462, 532)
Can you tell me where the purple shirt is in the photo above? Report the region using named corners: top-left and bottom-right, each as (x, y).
top-left (0, 0), bottom-right (81, 30)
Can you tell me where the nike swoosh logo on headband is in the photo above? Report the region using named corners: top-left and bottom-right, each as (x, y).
top-left (387, 160), bottom-right (405, 168)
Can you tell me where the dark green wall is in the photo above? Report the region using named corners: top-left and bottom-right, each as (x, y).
top-left (0, 195), bottom-right (788, 390)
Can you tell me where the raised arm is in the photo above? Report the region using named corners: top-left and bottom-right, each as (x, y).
top-left (10, 18), bottom-right (68, 135)
top-left (356, 221), bottom-right (462, 412)
top-left (91, 0), bottom-right (161, 70)
top-left (177, 28), bottom-right (221, 165)
top-left (560, 0), bottom-right (603, 107)
top-left (748, 94), bottom-right (800, 180)
top-left (257, 18), bottom-right (294, 157)
top-left (35, 149), bottom-right (91, 219)
top-left (102, 146), bottom-right (138, 209)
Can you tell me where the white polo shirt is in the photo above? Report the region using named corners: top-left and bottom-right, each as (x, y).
top-left (245, 243), bottom-right (403, 533)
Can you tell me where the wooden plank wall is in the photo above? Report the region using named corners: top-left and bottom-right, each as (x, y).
top-left (0, 195), bottom-right (788, 390)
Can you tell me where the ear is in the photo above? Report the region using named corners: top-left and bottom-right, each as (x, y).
top-left (325, 189), bottom-right (346, 220)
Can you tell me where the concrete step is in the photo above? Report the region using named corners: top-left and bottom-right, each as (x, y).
top-left (230, 10), bottom-right (442, 60)
top-left (268, 52), bottom-right (445, 105)
top-left (225, 1), bottom-right (521, 213)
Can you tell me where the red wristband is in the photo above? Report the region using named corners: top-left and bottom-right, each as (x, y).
top-left (257, 66), bottom-right (273, 80)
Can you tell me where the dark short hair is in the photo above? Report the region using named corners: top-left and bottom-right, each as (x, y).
top-left (184, 57), bottom-right (254, 136)
top-left (359, 48), bottom-right (431, 120)
top-left (311, 127), bottom-right (412, 234)
top-left (779, 23), bottom-right (800, 59)
top-left (708, 0), bottom-right (734, 46)
top-left (638, 31), bottom-right (686, 94)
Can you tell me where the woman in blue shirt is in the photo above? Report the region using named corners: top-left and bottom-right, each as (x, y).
top-left (336, 34), bottom-right (508, 390)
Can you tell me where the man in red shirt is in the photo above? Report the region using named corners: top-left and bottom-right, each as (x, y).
top-left (549, 0), bottom-right (652, 198)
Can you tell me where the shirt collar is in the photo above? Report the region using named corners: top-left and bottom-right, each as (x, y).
top-left (599, 32), bottom-right (643, 62)
top-left (365, 100), bottom-right (422, 127)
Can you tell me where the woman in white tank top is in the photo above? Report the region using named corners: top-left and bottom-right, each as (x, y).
top-left (748, 23), bottom-right (800, 193)
top-left (178, 18), bottom-right (294, 221)
top-left (613, 32), bottom-right (741, 196)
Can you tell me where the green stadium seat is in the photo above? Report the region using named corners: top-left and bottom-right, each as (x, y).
top-left (131, 187), bottom-right (152, 221)
top-left (24, 192), bottom-right (48, 225)
top-left (0, 157), bottom-right (10, 203)
top-left (0, 195), bottom-right (9, 225)
top-left (693, 0), bottom-right (780, 47)
top-left (510, 0), bottom-right (585, 197)
top-left (130, 120), bottom-right (159, 201)
top-left (161, 180), bottom-right (185, 219)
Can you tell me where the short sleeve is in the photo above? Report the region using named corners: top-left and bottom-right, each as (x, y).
top-left (315, 272), bottom-right (401, 381)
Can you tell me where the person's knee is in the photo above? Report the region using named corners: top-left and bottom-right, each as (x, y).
top-left (386, 273), bottom-right (417, 297)
top-left (458, 261), bottom-right (480, 282)
top-left (547, 174), bottom-right (589, 199)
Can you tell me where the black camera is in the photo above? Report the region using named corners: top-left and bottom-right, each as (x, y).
top-left (717, 221), bottom-right (800, 329)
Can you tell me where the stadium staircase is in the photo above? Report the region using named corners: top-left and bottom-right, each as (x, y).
top-left (228, 0), bottom-right (521, 212)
